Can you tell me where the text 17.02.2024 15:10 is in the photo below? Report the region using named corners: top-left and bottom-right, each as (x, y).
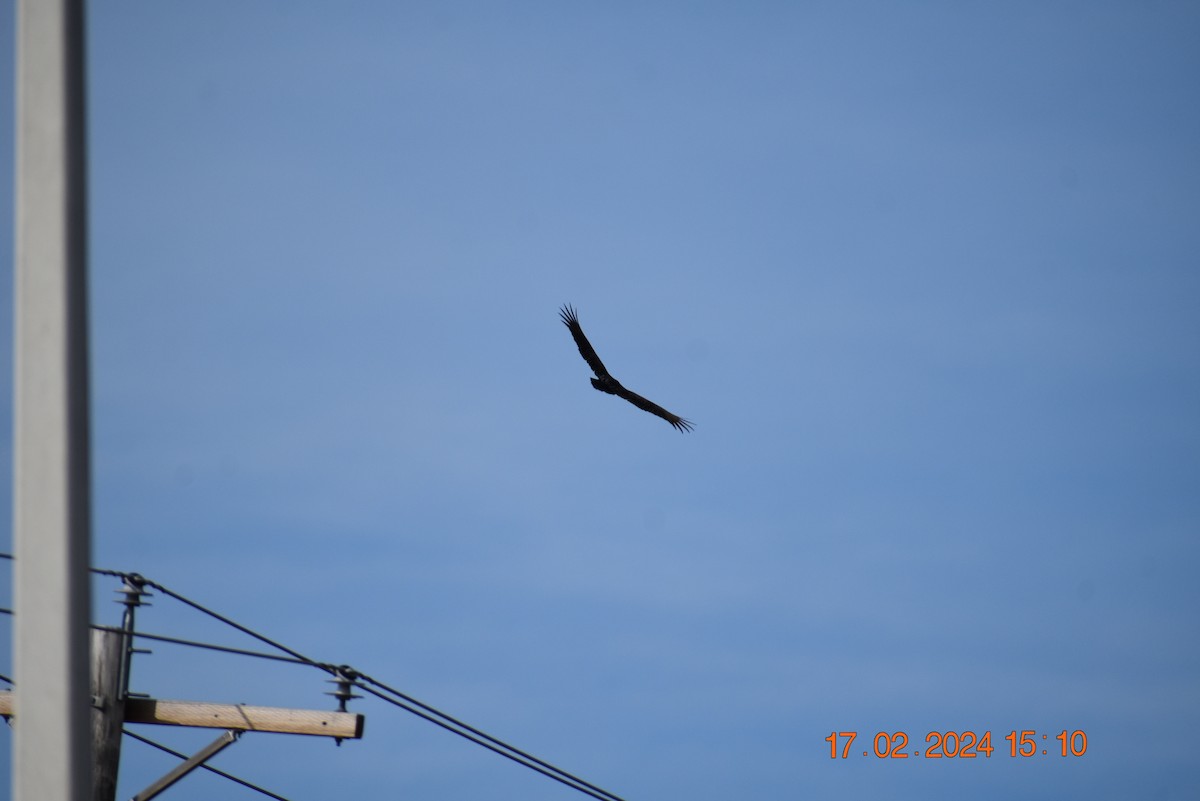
top-left (825, 730), bottom-right (1088, 759)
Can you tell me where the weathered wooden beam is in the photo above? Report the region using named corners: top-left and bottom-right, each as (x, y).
top-left (0, 692), bottom-right (364, 739)
top-left (125, 698), bottom-right (365, 739)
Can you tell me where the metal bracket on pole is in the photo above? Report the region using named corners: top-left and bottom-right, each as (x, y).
top-left (131, 729), bottom-right (241, 801)
top-left (114, 574), bottom-right (152, 699)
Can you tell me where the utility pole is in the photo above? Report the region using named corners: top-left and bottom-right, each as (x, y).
top-left (90, 629), bottom-right (126, 801)
top-left (13, 1), bottom-right (92, 800)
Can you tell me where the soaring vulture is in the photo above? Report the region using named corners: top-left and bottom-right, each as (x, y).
top-left (560, 304), bottom-right (694, 432)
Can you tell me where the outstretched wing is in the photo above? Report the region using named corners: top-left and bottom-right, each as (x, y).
top-left (612, 385), bottom-right (694, 433)
top-left (559, 304), bottom-right (610, 378)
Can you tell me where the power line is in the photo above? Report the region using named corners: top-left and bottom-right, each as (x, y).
top-left (91, 624), bottom-right (320, 668)
top-left (138, 575), bottom-right (330, 671)
top-left (356, 670), bottom-right (627, 801)
top-left (123, 728), bottom-right (292, 801)
top-left (1, 550), bottom-right (125, 578)
top-left (356, 681), bottom-right (624, 801)
top-left (11, 613), bottom-right (629, 801)
top-left (135, 576), bottom-right (629, 801)
top-left (3, 612), bottom-right (313, 667)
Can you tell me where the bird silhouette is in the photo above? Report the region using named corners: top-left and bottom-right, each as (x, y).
top-left (560, 304), bottom-right (694, 432)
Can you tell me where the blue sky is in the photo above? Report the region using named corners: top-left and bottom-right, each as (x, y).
top-left (2, 2), bottom-right (1199, 799)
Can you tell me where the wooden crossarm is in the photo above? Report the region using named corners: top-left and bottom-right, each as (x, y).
top-left (0, 692), bottom-right (364, 740)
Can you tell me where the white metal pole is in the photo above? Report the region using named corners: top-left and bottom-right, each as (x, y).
top-left (13, 1), bottom-right (92, 799)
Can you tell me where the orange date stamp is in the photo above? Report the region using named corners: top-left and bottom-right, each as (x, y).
top-left (825, 730), bottom-right (1088, 759)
